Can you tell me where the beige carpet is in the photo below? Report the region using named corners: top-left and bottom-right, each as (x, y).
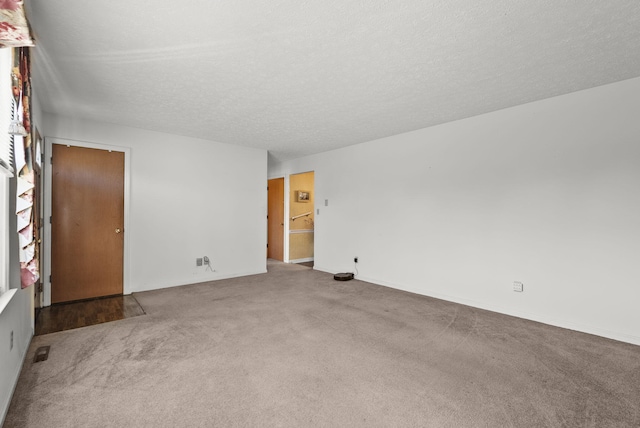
top-left (5, 261), bottom-right (640, 427)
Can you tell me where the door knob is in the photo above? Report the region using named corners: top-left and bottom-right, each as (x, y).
top-left (115, 228), bottom-right (122, 234)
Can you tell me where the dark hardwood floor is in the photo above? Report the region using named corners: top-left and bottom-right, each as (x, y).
top-left (35, 295), bottom-right (146, 336)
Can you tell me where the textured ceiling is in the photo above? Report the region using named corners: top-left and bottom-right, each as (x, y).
top-left (26, 1), bottom-right (640, 161)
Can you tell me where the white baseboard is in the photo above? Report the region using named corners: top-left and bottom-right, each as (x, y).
top-left (313, 267), bottom-right (640, 347)
top-left (1, 330), bottom-right (32, 427)
top-left (130, 269), bottom-right (268, 293)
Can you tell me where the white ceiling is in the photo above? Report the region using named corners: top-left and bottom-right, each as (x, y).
top-left (26, 1), bottom-right (640, 161)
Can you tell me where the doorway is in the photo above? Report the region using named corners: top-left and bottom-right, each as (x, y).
top-left (50, 144), bottom-right (125, 303)
top-left (289, 171), bottom-right (314, 264)
top-left (267, 178), bottom-right (284, 261)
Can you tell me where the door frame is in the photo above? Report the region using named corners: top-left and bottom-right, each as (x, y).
top-left (269, 170), bottom-right (315, 264)
top-left (43, 137), bottom-right (131, 307)
top-left (287, 171), bottom-right (315, 264)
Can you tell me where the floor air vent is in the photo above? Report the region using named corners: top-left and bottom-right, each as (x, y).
top-left (33, 346), bottom-right (51, 363)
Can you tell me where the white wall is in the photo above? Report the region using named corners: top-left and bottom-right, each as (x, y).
top-left (0, 286), bottom-right (31, 424)
top-left (3, 101), bottom-right (268, 423)
top-left (0, 174), bottom-right (31, 422)
top-left (43, 114), bottom-right (267, 297)
top-left (0, 89), bottom-right (42, 425)
top-left (270, 76), bottom-right (640, 345)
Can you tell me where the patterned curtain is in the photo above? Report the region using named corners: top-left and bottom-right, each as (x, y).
top-left (12, 46), bottom-right (37, 288)
top-left (0, 0), bottom-right (35, 48)
top-left (2, 1), bottom-right (37, 288)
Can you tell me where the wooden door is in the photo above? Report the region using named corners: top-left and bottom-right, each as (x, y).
top-left (51, 145), bottom-right (124, 303)
top-left (267, 178), bottom-right (284, 260)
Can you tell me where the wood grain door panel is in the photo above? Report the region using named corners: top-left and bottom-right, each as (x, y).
top-left (51, 145), bottom-right (124, 303)
top-left (267, 178), bottom-right (284, 260)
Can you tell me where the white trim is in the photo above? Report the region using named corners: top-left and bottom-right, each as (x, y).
top-left (0, 288), bottom-right (16, 316)
top-left (130, 269), bottom-right (267, 293)
top-left (0, 321), bottom-right (32, 427)
top-left (356, 274), bottom-right (640, 347)
top-left (284, 175), bottom-right (290, 263)
top-left (312, 265), bottom-right (640, 347)
top-left (43, 137), bottom-right (131, 306)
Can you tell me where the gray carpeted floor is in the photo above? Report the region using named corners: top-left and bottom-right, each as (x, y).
top-left (5, 261), bottom-right (640, 427)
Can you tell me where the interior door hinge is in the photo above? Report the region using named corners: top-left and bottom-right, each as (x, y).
top-left (49, 216), bottom-right (52, 224)
top-left (49, 275), bottom-right (52, 283)
top-left (50, 156), bottom-right (53, 165)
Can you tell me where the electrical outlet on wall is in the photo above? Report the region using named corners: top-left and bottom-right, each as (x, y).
top-left (196, 258), bottom-right (203, 266)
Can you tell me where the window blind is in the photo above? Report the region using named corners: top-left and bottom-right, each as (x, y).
top-left (0, 47), bottom-right (13, 175)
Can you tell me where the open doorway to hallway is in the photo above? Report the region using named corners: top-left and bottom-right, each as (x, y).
top-left (267, 171), bottom-right (315, 267)
top-left (289, 171), bottom-right (314, 267)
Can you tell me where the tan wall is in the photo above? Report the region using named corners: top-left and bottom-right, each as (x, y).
top-left (289, 232), bottom-right (314, 260)
top-left (289, 171), bottom-right (314, 260)
top-left (289, 171), bottom-right (314, 230)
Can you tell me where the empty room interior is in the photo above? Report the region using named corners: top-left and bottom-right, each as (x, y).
top-left (1, 1), bottom-right (640, 427)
